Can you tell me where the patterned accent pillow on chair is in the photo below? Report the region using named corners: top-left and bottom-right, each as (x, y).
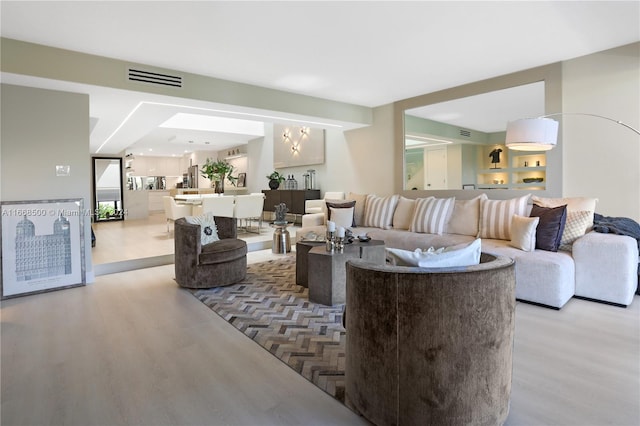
top-left (185, 213), bottom-right (220, 245)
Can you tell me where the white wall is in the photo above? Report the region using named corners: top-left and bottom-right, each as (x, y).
top-left (562, 43), bottom-right (640, 220)
top-left (1, 84), bottom-right (94, 281)
top-left (249, 105), bottom-right (396, 198)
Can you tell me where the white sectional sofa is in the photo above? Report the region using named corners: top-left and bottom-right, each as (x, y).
top-left (298, 191), bottom-right (638, 309)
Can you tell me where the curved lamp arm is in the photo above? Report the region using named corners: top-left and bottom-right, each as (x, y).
top-left (541, 113), bottom-right (640, 135)
top-left (506, 112), bottom-right (639, 151)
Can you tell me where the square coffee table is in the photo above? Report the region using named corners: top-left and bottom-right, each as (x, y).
top-left (307, 240), bottom-right (385, 306)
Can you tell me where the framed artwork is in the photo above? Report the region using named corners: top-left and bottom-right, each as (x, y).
top-left (237, 173), bottom-right (246, 188)
top-left (1, 198), bottom-right (86, 299)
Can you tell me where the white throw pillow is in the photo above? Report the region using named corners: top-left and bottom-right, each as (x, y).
top-left (386, 238), bottom-right (481, 268)
top-left (185, 213), bottom-right (220, 245)
top-left (479, 194), bottom-right (530, 240)
top-left (329, 207), bottom-right (355, 229)
top-left (509, 215), bottom-right (539, 252)
top-left (446, 194), bottom-right (488, 236)
top-left (409, 197), bottom-right (455, 235)
top-left (392, 196), bottom-right (416, 230)
top-left (363, 194), bottom-right (399, 229)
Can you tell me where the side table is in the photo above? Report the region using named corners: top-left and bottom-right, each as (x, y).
top-left (271, 222), bottom-right (291, 254)
top-left (296, 240), bottom-right (325, 287)
top-left (308, 240), bottom-right (386, 306)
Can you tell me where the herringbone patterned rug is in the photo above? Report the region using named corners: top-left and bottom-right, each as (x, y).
top-left (190, 254), bottom-right (347, 402)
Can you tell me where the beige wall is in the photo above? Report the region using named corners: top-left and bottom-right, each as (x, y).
top-left (561, 43), bottom-right (639, 220)
top-left (1, 84), bottom-right (94, 280)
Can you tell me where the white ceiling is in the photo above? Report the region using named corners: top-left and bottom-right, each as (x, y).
top-left (1, 1), bottom-right (639, 156)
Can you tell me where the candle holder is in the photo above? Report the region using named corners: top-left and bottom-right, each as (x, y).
top-left (335, 236), bottom-right (345, 253)
top-left (326, 230), bottom-right (335, 252)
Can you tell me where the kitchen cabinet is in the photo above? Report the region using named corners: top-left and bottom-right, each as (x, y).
top-left (130, 156), bottom-right (183, 177)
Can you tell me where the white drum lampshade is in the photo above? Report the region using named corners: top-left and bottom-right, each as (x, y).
top-left (505, 118), bottom-right (559, 151)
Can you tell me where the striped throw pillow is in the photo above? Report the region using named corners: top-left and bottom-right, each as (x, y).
top-left (363, 194), bottom-right (399, 229)
top-left (479, 195), bottom-right (530, 240)
top-left (409, 197), bottom-right (455, 235)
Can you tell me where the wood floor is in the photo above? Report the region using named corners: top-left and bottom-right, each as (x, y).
top-left (2, 219), bottom-right (639, 425)
top-left (91, 212), bottom-right (287, 266)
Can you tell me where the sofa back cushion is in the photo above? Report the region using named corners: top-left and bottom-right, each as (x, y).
top-left (392, 196), bottom-right (417, 230)
top-left (479, 194), bottom-right (530, 240)
top-left (446, 194), bottom-right (488, 236)
top-left (348, 192), bottom-right (368, 227)
top-left (409, 197), bottom-right (455, 235)
top-left (363, 194), bottom-right (399, 229)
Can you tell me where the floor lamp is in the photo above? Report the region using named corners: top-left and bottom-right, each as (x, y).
top-left (505, 113), bottom-right (640, 151)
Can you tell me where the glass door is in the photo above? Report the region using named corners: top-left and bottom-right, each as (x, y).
top-left (93, 157), bottom-right (124, 222)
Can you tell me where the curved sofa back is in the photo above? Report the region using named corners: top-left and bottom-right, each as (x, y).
top-left (345, 253), bottom-right (515, 426)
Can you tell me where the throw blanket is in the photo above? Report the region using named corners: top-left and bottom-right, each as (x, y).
top-left (594, 213), bottom-right (640, 294)
top-left (593, 213), bottom-right (640, 249)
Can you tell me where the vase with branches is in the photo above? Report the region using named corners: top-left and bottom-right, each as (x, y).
top-left (201, 158), bottom-right (237, 194)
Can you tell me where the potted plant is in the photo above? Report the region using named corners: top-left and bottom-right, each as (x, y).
top-left (266, 171), bottom-right (285, 190)
top-left (201, 158), bottom-right (237, 194)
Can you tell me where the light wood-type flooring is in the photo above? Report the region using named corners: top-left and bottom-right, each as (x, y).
top-left (2, 217), bottom-right (639, 425)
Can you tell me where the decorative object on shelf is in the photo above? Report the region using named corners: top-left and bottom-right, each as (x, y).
top-left (274, 202), bottom-right (289, 225)
top-left (237, 173), bottom-right (246, 188)
top-left (201, 158), bottom-right (237, 194)
top-left (489, 148), bottom-right (503, 169)
top-left (266, 171), bottom-right (286, 190)
top-left (523, 178), bottom-right (544, 183)
top-left (506, 113), bottom-right (640, 151)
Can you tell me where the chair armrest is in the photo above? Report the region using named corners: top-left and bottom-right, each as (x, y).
top-left (302, 213), bottom-right (326, 228)
top-left (305, 199), bottom-right (325, 214)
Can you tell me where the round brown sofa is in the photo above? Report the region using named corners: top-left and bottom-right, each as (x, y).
top-left (345, 253), bottom-right (515, 426)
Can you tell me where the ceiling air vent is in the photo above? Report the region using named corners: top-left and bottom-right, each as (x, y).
top-left (127, 68), bottom-right (182, 88)
top-left (459, 129), bottom-right (471, 138)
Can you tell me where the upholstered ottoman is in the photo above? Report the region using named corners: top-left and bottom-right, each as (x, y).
top-left (174, 217), bottom-right (247, 288)
top-left (345, 253), bottom-right (515, 426)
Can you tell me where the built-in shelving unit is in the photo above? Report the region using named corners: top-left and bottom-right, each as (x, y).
top-left (476, 145), bottom-right (547, 190)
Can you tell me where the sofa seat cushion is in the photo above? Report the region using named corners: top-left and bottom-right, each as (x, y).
top-left (482, 239), bottom-right (575, 308)
top-left (199, 239), bottom-right (247, 265)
